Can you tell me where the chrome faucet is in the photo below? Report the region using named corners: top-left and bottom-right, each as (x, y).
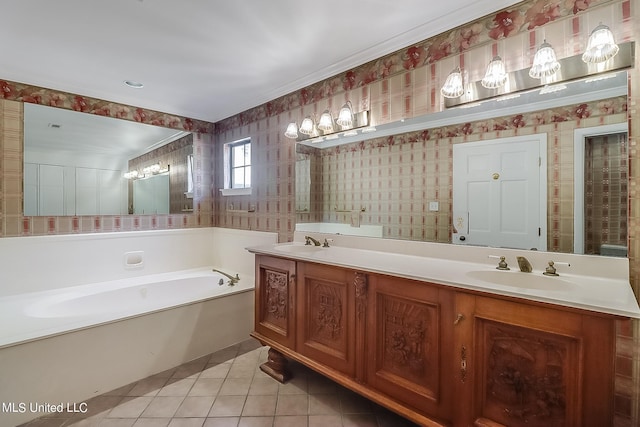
top-left (516, 256), bottom-right (533, 273)
top-left (305, 235), bottom-right (321, 246)
top-left (213, 268), bottom-right (240, 286)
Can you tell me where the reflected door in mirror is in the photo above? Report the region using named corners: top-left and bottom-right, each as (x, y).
top-left (453, 135), bottom-right (546, 250)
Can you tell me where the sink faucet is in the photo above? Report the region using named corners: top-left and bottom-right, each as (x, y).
top-left (305, 235), bottom-right (321, 246)
top-left (516, 256), bottom-right (533, 273)
top-left (212, 268), bottom-right (240, 286)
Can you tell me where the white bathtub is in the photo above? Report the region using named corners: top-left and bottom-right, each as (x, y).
top-left (0, 267), bottom-right (256, 425)
top-left (0, 267), bottom-right (249, 348)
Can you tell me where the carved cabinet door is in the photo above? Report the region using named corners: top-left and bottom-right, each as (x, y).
top-left (366, 275), bottom-right (455, 422)
top-left (296, 262), bottom-right (357, 377)
top-left (455, 294), bottom-right (616, 427)
top-left (254, 255), bottom-right (297, 349)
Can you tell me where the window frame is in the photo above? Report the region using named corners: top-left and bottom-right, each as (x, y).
top-left (224, 138), bottom-right (252, 192)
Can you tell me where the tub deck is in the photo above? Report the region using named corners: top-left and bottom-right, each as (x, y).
top-left (0, 267), bottom-right (253, 349)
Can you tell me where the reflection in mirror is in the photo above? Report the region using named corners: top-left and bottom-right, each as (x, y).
top-left (295, 156), bottom-right (311, 213)
top-left (295, 73), bottom-right (629, 255)
top-left (574, 123), bottom-right (628, 256)
top-left (23, 103), bottom-right (193, 216)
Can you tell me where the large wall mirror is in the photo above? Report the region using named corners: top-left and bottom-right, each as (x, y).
top-left (295, 71), bottom-right (629, 256)
top-left (23, 103), bottom-right (194, 216)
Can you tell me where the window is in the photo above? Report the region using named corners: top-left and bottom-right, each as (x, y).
top-left (226, 138), bottom-right (251, 190)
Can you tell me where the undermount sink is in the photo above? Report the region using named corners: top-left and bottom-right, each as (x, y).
top-left (466, 269), bottom-right (575, 291)
top-left (274, 244), bottom-right (326, 254)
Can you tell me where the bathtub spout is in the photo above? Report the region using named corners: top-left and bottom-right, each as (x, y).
top-left (213, 269), bottom-right (240, 286)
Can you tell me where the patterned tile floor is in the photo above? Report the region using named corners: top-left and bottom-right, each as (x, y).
top-left (18, 339), bottom-right (419, 427)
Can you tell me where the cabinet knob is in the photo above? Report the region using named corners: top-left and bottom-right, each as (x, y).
top-left (454, 313), bottom-right (465, 325)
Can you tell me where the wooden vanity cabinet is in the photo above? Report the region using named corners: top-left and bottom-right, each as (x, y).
top-left (366, 273), bottom-right (456, 422)
top-left (251, 254), bottom-right (618, 427)
top-left (453, 293), bottom-right (616, 427)
top-left (253, 255), bottom-right (299, 382)
top-left (296, 262), bottom-right (358, 377)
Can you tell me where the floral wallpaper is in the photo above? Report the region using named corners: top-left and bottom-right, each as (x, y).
top-left (215, 0), bottom-right (616, 132)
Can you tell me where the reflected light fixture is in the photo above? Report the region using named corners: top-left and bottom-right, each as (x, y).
top-left (283, 101), bottom-right (369, 142)
top-left (529, 40), bottom-right (561, 79)
top-left (481, 56), bottom-right (508, 89)
top-left (298, 116), bottom-right (316, 135)
top-left (582, 23), bottom-right (619, 64)
top-left (317, 109), bottom-right (335, 132)
top-left (284, 122), bottom-right (299, 139)
top-left (336, 101), bottom-right (354, 129)
top-left (441, 67), bottom-right (464, 98)
top-left (123, 170), bottom-right (139, 179)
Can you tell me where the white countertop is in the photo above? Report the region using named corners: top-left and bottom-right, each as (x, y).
top-left (247, 238), bottom-right (640, 319)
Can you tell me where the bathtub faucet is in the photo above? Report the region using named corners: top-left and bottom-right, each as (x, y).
top-left (213, 269), bottom-right (240, 286)
top-left (305, 235), bottom-right (321, 246)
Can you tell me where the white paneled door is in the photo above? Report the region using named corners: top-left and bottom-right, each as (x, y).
top-left (453, 134), bottom-right (546, 250)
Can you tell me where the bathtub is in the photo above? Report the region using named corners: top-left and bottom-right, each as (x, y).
top-left (0, 267), bottom-right (256, 425)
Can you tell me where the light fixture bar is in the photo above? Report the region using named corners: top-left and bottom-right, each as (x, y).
top-left (288, 109), bottom-right (370, 143)
top-left (445, 41), bottom-right (633, 108)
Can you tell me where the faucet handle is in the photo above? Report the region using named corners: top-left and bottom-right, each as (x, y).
top-left (322, 238), bottom-right (333, 248)
top-left (543, 260), bottom-right (570, 276)
top-left (488, 255), bottom-right (510, 270)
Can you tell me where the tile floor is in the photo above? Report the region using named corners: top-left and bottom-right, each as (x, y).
top-left (18, 339), bottom-right (419, 427)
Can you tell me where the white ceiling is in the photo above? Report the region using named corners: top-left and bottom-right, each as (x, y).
top-left (3, 0), bottom-right (522, 123)
top-left (24, 103), bottom-right (188, 158)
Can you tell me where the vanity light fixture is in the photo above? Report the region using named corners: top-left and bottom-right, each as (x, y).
top-left (336, 101), bottom-right (354, 129)
top-left (283, 102), bottom-right (369, 142)
top-left (481, 56), bottom-right (508, 89)
top-left (298, 116), bottom-right (316, 136)
top-left (441, 67), bottom-right (465, 98)
top-left (142, 163), bottom-right (161, 174)
top-left (284, 122), bottom-right (299, 139)
top-left (123, 170), bottom-right (139, 179)
top-left (529, 40), bottom-right (561, 79)
top-left (317, 109), bottom-right (335, 132)
top-left (582, 23), bottom-right (619, 64)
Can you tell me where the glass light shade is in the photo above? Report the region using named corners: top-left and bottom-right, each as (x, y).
top-left (299, 117), bottom-right (315, 135)
top-left (481, 56), bottom-right (508, 89)
top-left (336, 103), bottom-right (353, 129)
top-left (529, 40), bottom-right (560, 79)
top-left (284, 122), bottom-right (298, 139)
top-left (582, 24), bottom-right (619, 64)
top-left (317, 110), bottom-right (334, 132)
top-left (441, 67), bottom-right (464, 98)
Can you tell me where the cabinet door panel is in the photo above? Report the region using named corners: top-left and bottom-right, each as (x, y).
top-left (297, 262), bottom-right (356, 377)
top-left (254, 256), bottom-right (296, 348)
top-left (462, 295), bottom-right (615, 427)
top-left (367, 275), bottom-right (454, 418)
top-left (475, 318), bottom-right (580, 427)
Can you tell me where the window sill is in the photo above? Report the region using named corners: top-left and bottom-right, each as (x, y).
top-left (220, 188), bottom-right (252, 196)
